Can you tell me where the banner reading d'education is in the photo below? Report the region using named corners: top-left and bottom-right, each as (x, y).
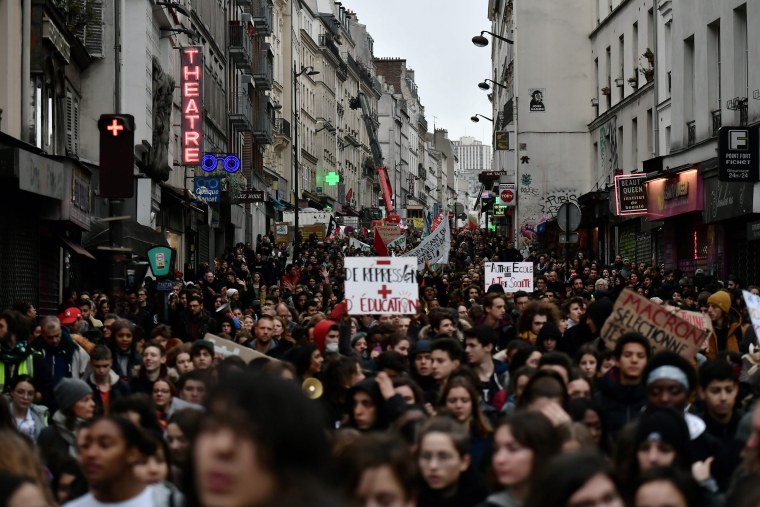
top-left (484, 262), bottom-right (534, 292)
top-left (344, 257), bottom-right (419, 315)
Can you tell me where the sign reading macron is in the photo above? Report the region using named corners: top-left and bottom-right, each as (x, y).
top-left (601, 289), bottom-right (707, 359)
top-left (344, 257), bottom-right (419, 315)
top-left (485, 262), bottom-right (534, 292)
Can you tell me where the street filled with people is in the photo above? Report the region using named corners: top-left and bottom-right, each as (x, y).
top-left (3, 227), bottom-right (760, 507)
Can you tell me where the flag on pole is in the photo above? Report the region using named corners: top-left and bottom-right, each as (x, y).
top-left (346, 188), bottom-right (353, 203)
top-left (326, 216), bottom-right (337, 241)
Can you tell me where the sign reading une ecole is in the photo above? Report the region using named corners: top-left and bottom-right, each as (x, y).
top-left (344, 257), bottom-right (419, 315)
top-left (719, 126), bottom-right (759, 182)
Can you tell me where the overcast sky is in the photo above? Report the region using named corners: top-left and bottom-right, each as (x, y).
top-left (341, 0), bottom-right (493, 145)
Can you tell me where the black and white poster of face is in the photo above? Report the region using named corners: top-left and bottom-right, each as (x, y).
top-left (529, 88), bottom-right (545, 112)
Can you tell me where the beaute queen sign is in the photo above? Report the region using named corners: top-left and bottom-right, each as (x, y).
top-left (181, 47), bottom-right (203, 165)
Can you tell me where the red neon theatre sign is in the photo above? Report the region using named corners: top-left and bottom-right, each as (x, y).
top-left (181, 46), bottom-right (203, 165)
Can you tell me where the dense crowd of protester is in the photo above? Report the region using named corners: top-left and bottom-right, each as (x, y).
top-left (1, 227), bottom-right (760, 507)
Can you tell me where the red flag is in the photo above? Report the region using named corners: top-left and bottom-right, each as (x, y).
top-left (346, 188), bottom-right (353, 203)
top-left (374, 228), bottom-right (388, 256)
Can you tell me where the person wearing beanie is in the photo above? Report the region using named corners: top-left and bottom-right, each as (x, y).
top-left (38, 378), bottom-right (96, 462)
top-left (706, 289), bottom-right (742, 358)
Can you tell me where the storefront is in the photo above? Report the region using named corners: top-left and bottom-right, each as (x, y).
top-left (646, 167), bottom-right (706, 274)
top-left (702, 170), bottom-right (760, 283)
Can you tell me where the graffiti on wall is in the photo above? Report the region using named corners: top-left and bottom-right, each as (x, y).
top-left (599, 116), bottom-right (618, 177)
top-left (517, 171), bottom-right (579, 253)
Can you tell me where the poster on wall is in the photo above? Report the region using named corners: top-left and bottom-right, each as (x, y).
top-left (614, 174), bottom-right (647, 215)
top-left (529, 89), bottom-right (545, 112)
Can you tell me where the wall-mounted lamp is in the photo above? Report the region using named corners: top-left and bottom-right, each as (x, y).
top-left (472, 30), bottom-right (514, 47)
top-left (160, 27), bottom-right (199, 40)
top-left (154, 1), bottom-right (191, 17)
top-left (470, 114), bottom-right (493, 123)
top-left (478, 79), bottom-right (509, 91)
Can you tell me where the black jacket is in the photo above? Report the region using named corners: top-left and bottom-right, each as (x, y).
top-left (595, 367), bottom-right (646, 438)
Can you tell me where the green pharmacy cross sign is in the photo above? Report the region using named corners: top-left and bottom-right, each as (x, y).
top-left (325, 171), bottom-right (340, 186)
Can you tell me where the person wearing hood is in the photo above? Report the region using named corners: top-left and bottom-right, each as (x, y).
top-left (32, 315), bottom-right (90, 388)
top-left (313, 319), bottom-right (341, 356)
top-left (706, 290), bottom-right (742, 359)
top-left (346, 374), bottom-right (407, 432)
top-left (38, 378), bottom-right (96, 464)
top-left (642, 350), bottom-right (732, 491)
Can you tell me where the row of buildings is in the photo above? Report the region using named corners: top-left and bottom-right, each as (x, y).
top-left (483, 0), bottom-right (760, 283)
top-left (0, 0), bottom-right (490, 310)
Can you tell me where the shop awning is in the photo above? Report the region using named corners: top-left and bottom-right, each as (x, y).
top-left (59, 235), bottom-right (96, 260)
top-left (340, 206), bottom-right (360, 217)
top-left (301, 190), bottom-right (325, 210)
top-left (268, 195), bottom-right (288, 211)
top-left (83, 219), bottom-right (170, 258)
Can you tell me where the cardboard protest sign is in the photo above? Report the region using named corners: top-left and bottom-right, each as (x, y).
top-left (601, 290), bottom-right (707, 359)
top-left (743, 290), bottom-right (760, 337)
top-left (344, 257), bottom-right (419, 315)
top-left (375, 224), bottom-right (402, 245)
top-left (204, 333), bottom-right (274, 363)
top-left (402, 219), bottom-right (450, 270)
top-left (664, 305), bottom-right (714, 336)
top-left (484, 262), bottom-right (534, 292)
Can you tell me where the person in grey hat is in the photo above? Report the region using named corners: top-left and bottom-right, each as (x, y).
top-left (37, 378), bottom-right (96, 462)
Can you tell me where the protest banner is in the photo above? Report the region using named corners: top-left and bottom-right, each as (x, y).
top-left (350, 237), bottom-right (371, 253)
top-left (743, 290), bottom-right (760, 337)
top-left (601, 289), bottom-right (707, 359)
top-left (344, 257), bottom-right (419, 315)
top-left (375, 224), bottom-right (402, 245)
top-left (664, 305), bottom-right (714, 336)
top-left (484, 262), bottom-right (534, 292)
top-left (387, 234), bottom-right (407, 251)
top-left (204, 333), bottom-right (274, 363)
top-left (402, 219), bottom-right (451, 270)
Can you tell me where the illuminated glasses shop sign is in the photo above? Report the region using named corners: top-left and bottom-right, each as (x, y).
top-left (181, 46), bottom-right (203, 165)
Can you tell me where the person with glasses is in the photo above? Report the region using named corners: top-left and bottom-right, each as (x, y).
top-left (6, 374), bottom-right (48, 440)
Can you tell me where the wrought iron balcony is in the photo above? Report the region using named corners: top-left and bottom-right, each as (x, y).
top-left (252, 92), bottom-right (273, 144)
top-left (418, 114), bottom-right (428, 132)
top-left (274, 118), bottom-right (291, 139)
top-left (319, 34), bottom-right (342, 62)
top-left (228, 22), bottom-right (252, 70)
top-left (252, 43), bottom-right (273, 90)
top-left (248, 0), bottom-right (273, 36)
top-left (230, 88), bottom-right (253, 132)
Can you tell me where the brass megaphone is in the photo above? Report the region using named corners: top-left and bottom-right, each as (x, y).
top-left (302, 378), bottom-right (324, 399)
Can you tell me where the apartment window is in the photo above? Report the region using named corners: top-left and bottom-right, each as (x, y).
top-left (684, 35), bottom-right (695, 131)
top-left (665, 126), bottom-right (671, 153)
top-left (664, 21), bottom-right (672, 98)
top-left (708, 20), bottom-right (721, 135)
top-left (734, 4), bottom-right (748, 125)
top-left (647, 8), bottom-right (654, 51)
top-left (618, 34), bottom-right (625, 100)
top-left (605, 47), bottom-right (611, 108)
top-left (646, 109), bottom-right (653, 156)
top-left (632, 117), bottom-right (638, 170)
top-left (632, 21), bottom-right (639, 86)
top-left (593, 142), bottom-right (599, 183)
top-left (618, 125), bottom-right (624, 171)
top-left (594, 57), bottom-right (600, 115)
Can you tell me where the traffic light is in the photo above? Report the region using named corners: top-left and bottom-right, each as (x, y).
top-left (98, 114), bottom-right (135, 198)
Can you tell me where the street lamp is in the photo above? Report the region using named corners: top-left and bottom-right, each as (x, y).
top-left (472, 30), bottom-right (514, 47)
top-left (292, 64), bottom-right (319, 260)
top-left (470, 114), bottom-right (493, 123)
top-left (478, 79), bottom-right (509, 91)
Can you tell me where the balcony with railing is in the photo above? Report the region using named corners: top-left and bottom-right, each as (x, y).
top-left (337, 61), bottom-right (348, 81)
top-left (252, 92), bottom-right (273, 144)
top-left (228, 22), bottom-right (252, 70)
top-left (274, 118), bottom-right (291, 139)
top-left (248, 0), bottom-right (273, 36)
top-left (230, 88), bottom-right (253, 132)
top-left (711, 110), bottom-right (721, 137)
top-left (319, 33), bottom-right (342, 63)
top-left (418, 114), bottom-right (428, 132)
top-left (686, 120), bottom-right (696, 147)
top-left (252, 43), bottom-right (273, 90)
